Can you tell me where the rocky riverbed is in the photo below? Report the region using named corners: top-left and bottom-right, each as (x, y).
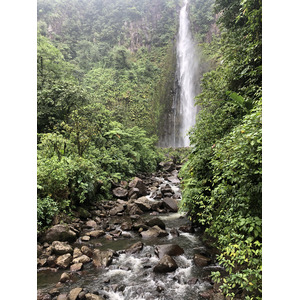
top-left (37, 160), bottom-right (227, 300)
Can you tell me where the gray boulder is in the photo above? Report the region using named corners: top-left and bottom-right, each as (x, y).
top-left (51, 241), bottom-right (73, 255)
top-left (153, 255), bottom-right (178, 273)
top-left (92, 249), bottom-right (114, 268)
top-left (154, 244), bottom-right (184, 259)
top-left (56, 253), bottom-right (72, 269)
top-left (40, 224), bottom-right (77, 243)
top-left (140, 226), bottom-right (168, 238)
top-left (162, 198), bottom-right (178, 212)
top-left (128, 177), bottom-right (147, 196)
top-left (112, 187), bottom-right (128, 199)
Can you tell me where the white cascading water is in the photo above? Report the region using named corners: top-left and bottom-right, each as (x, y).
top-left (176, 0), bottom-right (199, 147)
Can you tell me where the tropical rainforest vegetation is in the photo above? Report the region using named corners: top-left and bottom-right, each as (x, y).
top-left (37, 0), bottom-right (262, 298)
top-left (180, 0), bottom-right (262, 299)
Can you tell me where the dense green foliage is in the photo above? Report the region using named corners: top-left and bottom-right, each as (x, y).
top-left (180, 0), bottom-right (262, 299)
top-left (37, 0), bottom-right (180, 135)
top-left (37, 0), bottom-right (181, 231)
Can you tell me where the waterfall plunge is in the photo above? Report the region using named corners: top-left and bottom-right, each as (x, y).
top-left (176, 0), bottom-right (200, 147)
top-left (159, 0), bottom-right (200, 148)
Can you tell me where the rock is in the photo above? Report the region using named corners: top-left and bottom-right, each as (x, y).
top-left (154, 244), bottom-right (184, 259)
top-left (47, 255), bottom-right (57, 268)
top-left (86, 230), bottom-right (105, 238)
top-left (179, 225), bottom-right (195, 233)
top-left (92, 249), bottom-right (114, 268)
top-left (134, 197), bottom-right (152, 211)
top-left (150, 200), bottom-right (163, 211)
top-left (162, 198), bottom-right (178, 212)
top-left (167, 176), bottom-right (180, 184)
top-left (121, 221), bottom-right (132, 231)
top-left (128, 187), bottom-right (140, 199)
top-left (37, 244), bottom-right (43, 257)
top-left (77, 207), bottom-right (92, 219)
top-left (140, 225), bottom-right (168, 238)
top-left (188, 277), bottom-right (198, 285)
top-left (57, 294), bottom-right (68, 300)
top-left (81, 246), bottom-right (94, 258)
top-left (109, 204), bottom-right (125, 216)
top-left (85, 293), bottom-right (105, 300)
top-left (70, 263), bottom-right (83, 272)
top-left (128, 177), bottom-right (147, 196)
top-left (112, 187), bottom-right (128, 199)
top-left (81, 235), bottom-right (90, 241)
top-left (52, 241), bottom-right (73, 255)
top-left (212, 292), bottom-right (225, 300)
top-left (72, 254), bottom-right (91, 264)
top-left (37, 258), bottom-right (47, 267)
top-left (73, 247), bottom-right (83, 259)
top-left (125, 241), bottom-right (144, 254)
top-left (170, 228), bottom-right (179, 236)
top-left (59, 272), bottom-right (70, 283)
top-left (86, 220), bottom-right (97, 229)
top-left (49, 288), bottom-right (60, 297)
top-left (153, 255), bottom-right (178, 273)
top-left (56, 253), bottom-right (72, 269)
top-left (68, 287), bottom-right (83, 300)
top-left (159, 161), bottom-right (175, 172)
top-left (40, 225), bottom-right (77, 243)
top-left (193, 254), bottom-right (211, 267)
top-left (160, 184), bottom-right (174, 196)
top-left (127, 203), bottom-right (144, 215)
top-left (146, 217), bottom-right (166, 229)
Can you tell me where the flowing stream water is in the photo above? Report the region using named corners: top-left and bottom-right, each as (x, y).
top-left (37, 173), bottom-right (223, 299)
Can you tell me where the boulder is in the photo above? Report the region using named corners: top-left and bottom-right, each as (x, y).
top-left (52, 241), bottom-right (73, 255)
top-left (121, 221), bottom-right (132, 231)
top-left (81, 246), bottom-right (94, 258)
top-left (70, 263), bottom-right (83, 272)
top-left (128, 177), bottom-right (147, 196)
top-left (132, 219), bottom-right (148, 231)
top-left (150, 200), bottom-right (163, 211)
top-left (125, 241), bottom-right (144, 254)
top-left (128, 187), bottom-right (140, 199)
top-left (193, 254), bottom-right (211, 267)
top-left (81, 236), bottom-right (90, 242)
top-left (179, 225), bottom-right (195, 233)
top-left (127, 203), bottom-right (143, 215)
top-left (162, 198), bottom-right (178, 212)
top-left (86, 220), bottom-right (97, 229)
top-left (146, 217), bottom-right (166, 229)
top-left (85, 293), bottom-right (105, 300)
top-left (86, 230), bottom-right (105, 238)
top-left (68, 287), bottom-right (83, 300)
top-left (134, 197), bottom-right (152, 211)
top-left (154, 244), bottom-right (184, 259)
top-left (158, 161), bottom-right (175, 172)
top-left (92, 249), bottom-right (114, 268)
top-left (153, 255), bottom-right (178, 273)
top-left (40, 225), bottom-right (77, 243)
top-left (112, 187), bottom-right (128, 199)
top-left (46, 255), bottom-right (57, 268)
top-left (73, 247), bottom-right (83, 259)
top-left (57, 294), bottom-right (68, 300)
top-left (140, 226), bottom-right (168, 238)
top-left (56, 253), bottom-right (72, 269)
top-left (109, 204), bottom-right (125, 216)
top-left (59, 272), bottom-right (70, 283)
top-left (72, 254), bottom-right (91, 264)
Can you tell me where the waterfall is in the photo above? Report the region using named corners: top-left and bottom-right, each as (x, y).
top-left (158, 0), bottom-right (200, 148)
top-left (176, 0), bottom-right (199, 147)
